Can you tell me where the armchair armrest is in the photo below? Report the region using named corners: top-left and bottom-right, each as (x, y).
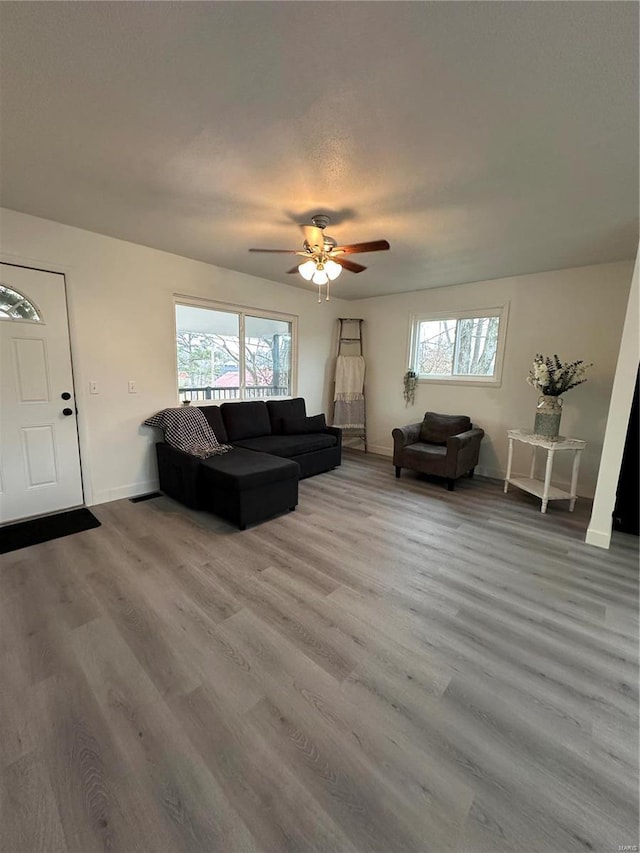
top-left (392, 422), bottom-right (422, 450)
top-left (446, 428), bottom-right (485, 478)
top-left (447, 428), bottom-right (485, 451)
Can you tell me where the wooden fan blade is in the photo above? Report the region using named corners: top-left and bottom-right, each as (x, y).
top-left (249, 248), bottom-right (300, 253)
top-left (333, 240), bottom-right (390, 255)
top-left (335, 257), bottom-right (367, 273)
top-left (300, 225), bottom-right (324, 249)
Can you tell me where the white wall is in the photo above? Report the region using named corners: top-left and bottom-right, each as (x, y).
top-left (0, 208), bottom-right (346, 505)
top-left (2, 205), bottom-right (633, 509)
top-left (351, 261), bottom-right (633, 497)
top-left (586, 247), bottom-right (639, 547)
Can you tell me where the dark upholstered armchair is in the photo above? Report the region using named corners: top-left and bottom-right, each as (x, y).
top-left (392, 412), bottom-right (485, 491)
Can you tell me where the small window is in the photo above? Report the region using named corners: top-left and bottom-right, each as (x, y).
top-left (175, 300), bottom-right (295, 403)
top-left (0, 284), bottom-right (42, 322)
top-left (409, 306), bottom-right (508, 386)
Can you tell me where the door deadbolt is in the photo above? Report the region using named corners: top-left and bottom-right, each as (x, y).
top-left (61, 392), bottom-right (71, 400)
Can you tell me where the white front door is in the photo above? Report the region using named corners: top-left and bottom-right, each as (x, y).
top-left (0, 263), bottom-right (83, 523)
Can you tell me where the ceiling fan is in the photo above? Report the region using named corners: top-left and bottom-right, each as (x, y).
top-left (249, 215), bottom-right (390, 301)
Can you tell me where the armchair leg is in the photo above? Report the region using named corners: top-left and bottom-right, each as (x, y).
top-left (395, 466), bottom-right (402, 478)
top-left (447, 479), bottom-right (455, 492)
top-left (468, 467), bottom-right (475, 478)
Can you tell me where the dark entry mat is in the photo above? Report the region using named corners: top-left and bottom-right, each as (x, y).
top-left (0, 507), bottom-right (101, 554)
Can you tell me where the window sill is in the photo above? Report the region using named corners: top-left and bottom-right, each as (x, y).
top-left (417, 376), bottom-right (503, 389)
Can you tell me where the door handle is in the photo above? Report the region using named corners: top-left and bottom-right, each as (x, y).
top-left (62, 408), bottom-right (73, 416)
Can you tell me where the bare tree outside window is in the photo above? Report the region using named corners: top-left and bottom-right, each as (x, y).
top-left (177, 331), bottom-right (221, 388)
top-left (414, 313), bottom-right (502, 379)
top-left (417, 320), bottom-right (456, 375)
top-left (245, 315), bottom-right (291, 394)
top-left (175, 305), bottom-right (293, 402)
top-left (455, 316), bottom-right (499, 375)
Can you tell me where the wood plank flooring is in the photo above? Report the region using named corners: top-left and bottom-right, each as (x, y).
top-left (1, 451), bottom-right (638, 853)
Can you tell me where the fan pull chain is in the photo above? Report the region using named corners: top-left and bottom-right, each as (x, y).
top-left (317, 282), bottom-right (322, 303)
top-left (326, 279), bottom-right (330, 301)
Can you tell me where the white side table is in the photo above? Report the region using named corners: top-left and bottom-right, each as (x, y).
top-left (504, 429), bottom-right (586, 513)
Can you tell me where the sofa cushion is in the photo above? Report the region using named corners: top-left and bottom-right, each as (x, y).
top-left (266, 398), bottom-right (307, 434)
top-left (221, 401), bottom-right (271, 441)
top-left (281, 414), bottom-right (326, 435)
top-left (197, 405), bottom-right (228, 444)
top-left (199, 447), bottom-right (299, 492)
top-left (419, 412), bottom-right (471, 445)
top-left (234, 433), bottom-right (337, 458)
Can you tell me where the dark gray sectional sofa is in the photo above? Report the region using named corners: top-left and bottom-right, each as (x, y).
top-left (155, 398), bottom-right (341, 529)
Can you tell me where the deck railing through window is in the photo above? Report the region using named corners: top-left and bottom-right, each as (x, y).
top-left (179, 385), bottom-right (289, 402)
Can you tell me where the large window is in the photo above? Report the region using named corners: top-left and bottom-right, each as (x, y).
top-left (175, 300), bottom-right (296, 402)
top-left (409, 306), bottom-right (508, 386)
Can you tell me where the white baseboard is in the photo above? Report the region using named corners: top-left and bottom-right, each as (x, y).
top-left (90, 479), bottom-right (159, 506)
top-left (475, 465), bottom-right (502, 482)
top-left (585, 527), bottom-right (612, 549)
top-left (357, 453), bottom-right (590, 498)
top-left (367, 443), bottom-right (393, 457)
top-left (360, 450), bottom-right (508, 484)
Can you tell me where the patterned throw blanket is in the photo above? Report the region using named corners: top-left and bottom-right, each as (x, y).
top-left (143, 407), bottom-right (232, 458)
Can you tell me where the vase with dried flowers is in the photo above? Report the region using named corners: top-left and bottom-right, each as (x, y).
top-left (527, 354), bottom-right (591, 439)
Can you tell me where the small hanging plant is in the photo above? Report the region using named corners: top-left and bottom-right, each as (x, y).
top-left (403, 369), bottom-right (417, 407)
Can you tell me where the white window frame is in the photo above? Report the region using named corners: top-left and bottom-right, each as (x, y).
top-left (408, 304), bottom-right (509, 388)
top-left (173, 294), bottom-right (298, 403)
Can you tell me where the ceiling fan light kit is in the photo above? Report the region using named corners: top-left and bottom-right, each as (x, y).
top-left (249, 214), bottom-right (390, 303)
top-left (299, 257), bottom-right (342, 301)
top-left (324, 259), bottom-right (342, 280)
top-left (298, 259), bottom-right (316, 281)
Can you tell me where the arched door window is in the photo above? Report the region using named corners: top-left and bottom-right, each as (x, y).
top-left (0, 284), bottom-right (43, 322)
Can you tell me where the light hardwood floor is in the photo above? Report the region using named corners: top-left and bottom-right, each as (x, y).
top-left (1, 451), bottom-right (638, 853)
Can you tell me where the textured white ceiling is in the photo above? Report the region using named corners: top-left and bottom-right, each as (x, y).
top-left (0, 1), bottom-right (637, 299)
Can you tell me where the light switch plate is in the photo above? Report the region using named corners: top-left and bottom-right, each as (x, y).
top-left (90, 381), bottom-right (99, 394)
top-left (128, 380), bottom-right (137, 394)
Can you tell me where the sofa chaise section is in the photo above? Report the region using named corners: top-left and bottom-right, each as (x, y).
top-left (156, 443), bottom-right (299, 529)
